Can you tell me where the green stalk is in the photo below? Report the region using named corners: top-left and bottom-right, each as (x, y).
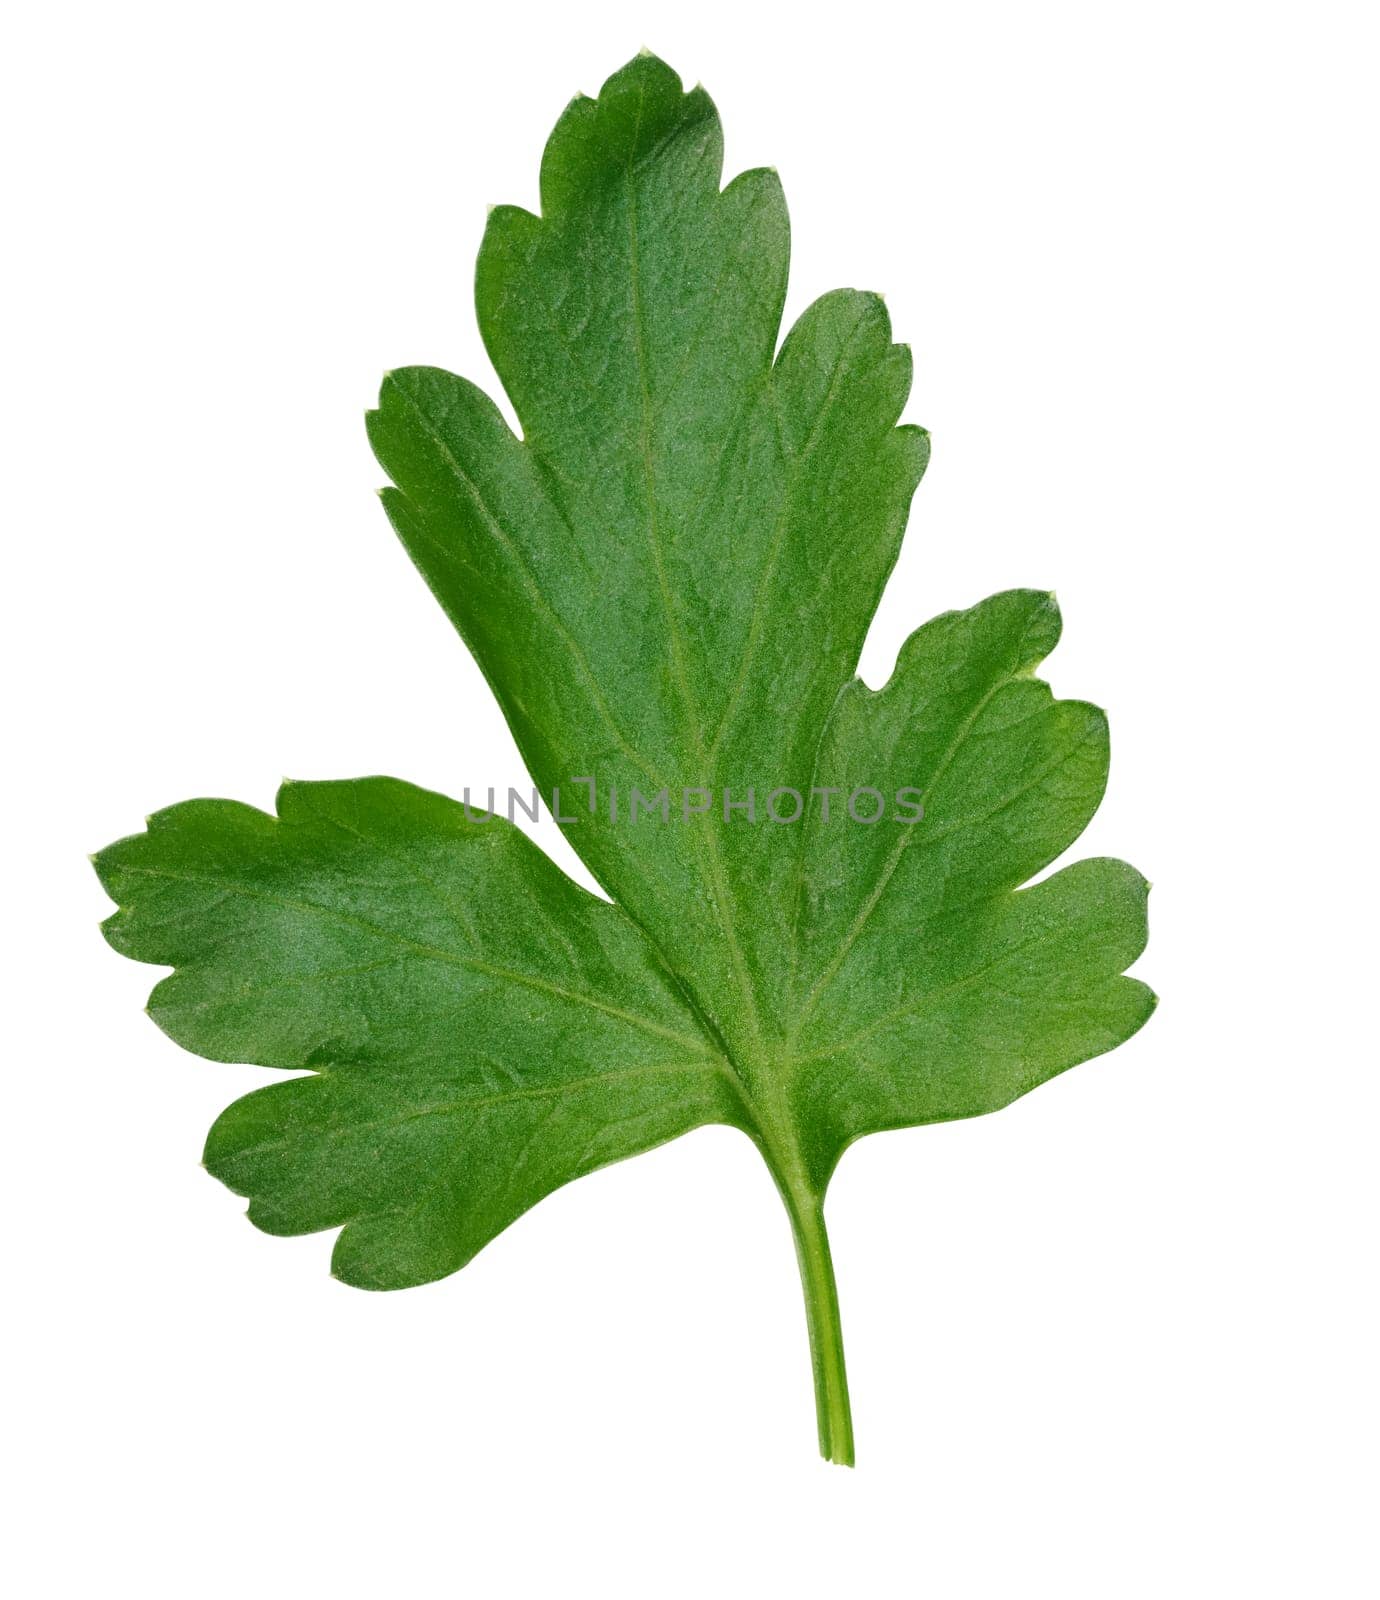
top-left (731, 1068), bottom-right (854, 1461)
top-left (781, 1180), bottom-right (854, 1465)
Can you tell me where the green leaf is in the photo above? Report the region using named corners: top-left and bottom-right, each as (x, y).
top-left (94, 53), bottom-right (1153, 1463)
top-left (96, 778), bottom-right (738, 1289)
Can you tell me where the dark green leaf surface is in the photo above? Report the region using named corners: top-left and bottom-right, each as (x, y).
top-left (95, 53), bottom-right (1153, 1461)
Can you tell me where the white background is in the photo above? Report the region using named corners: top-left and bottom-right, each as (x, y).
top-left (4, 1), bottom-right (1376, 1594)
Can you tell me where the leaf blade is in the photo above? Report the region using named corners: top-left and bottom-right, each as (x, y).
top-left (94, 51), bottom-right (1154, 1459)
top-left (369, 56), bottom-right (929, 1054)
top-left (95, 777), bottom-right (740, 1284)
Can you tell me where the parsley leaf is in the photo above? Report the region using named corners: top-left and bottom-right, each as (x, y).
top-left (94, 53), bottom-right (1153, 1464)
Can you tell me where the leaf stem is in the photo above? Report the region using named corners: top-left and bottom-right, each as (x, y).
top-left (781, 1180), bottom-right (854, 1465)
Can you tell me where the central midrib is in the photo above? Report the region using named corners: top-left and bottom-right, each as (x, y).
top-left (621, 99), bottom-right (769, 1056)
